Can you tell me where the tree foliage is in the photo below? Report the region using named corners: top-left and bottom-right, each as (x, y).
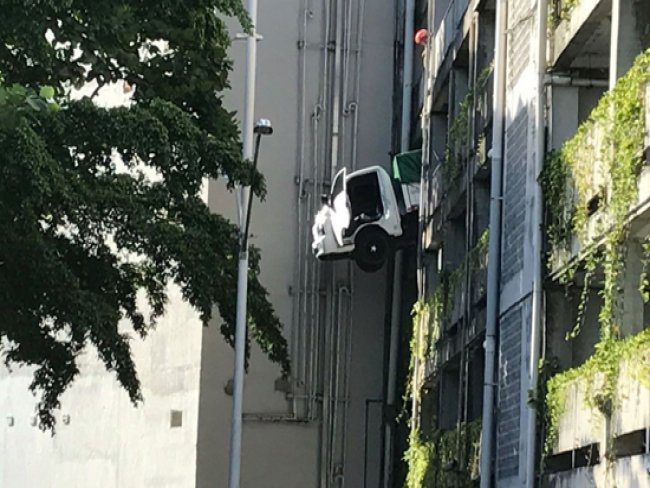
top-left (0, 0), bottom-right (289, 429)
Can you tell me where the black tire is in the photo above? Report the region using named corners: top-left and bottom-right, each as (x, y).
top-left (353, 227), bottom-right (391, 273)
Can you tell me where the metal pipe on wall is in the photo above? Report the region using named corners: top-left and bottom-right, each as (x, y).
top-left (302, 191), bottom-right (314, 398)
top-left (544, 74), bottom-right (609, 87)
top-left (293, 3), bottom-right (312, 421)
top-left (337, 0), bottom-right (363, 468)
top-left (308, 105), bottom-right (323, 420)
top-left (479, 0), bottom-right (508, 483)
top-left (413, 0), bottom-right (437, 434)
top-left (609, 0), bottom-right (621, 89)
top-left (330, 285), bottom-right (350, 486)
top-left (340, 284), bottom-right (354, 487)
top-left (320, 279), bottom-right (338, 488)
top-left (401, 0), bottom-right (416, 151)
top-left (382, 250), bottom-right (403, 487)
top-left (316, 1), bottom-right (334, 482)
top-left (458, 16), bottom-right (479, 465)
top-left (382, 0), bottom-right (414, 477)
top-left (330, 0), bottom-right (344, 178)
top-left (525, 0), bottom-right (548, 483)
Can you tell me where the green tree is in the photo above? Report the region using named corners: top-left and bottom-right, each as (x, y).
top-left (0, 0), bottom-right (289, 430)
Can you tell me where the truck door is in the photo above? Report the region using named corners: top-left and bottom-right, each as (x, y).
top-left (330, 168), bottom-right (350, 246)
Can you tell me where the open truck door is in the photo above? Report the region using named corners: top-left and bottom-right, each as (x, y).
top-left (330, 168), bottom-right (350, 247)
top-left (312, 153), bottom-right (421, 272)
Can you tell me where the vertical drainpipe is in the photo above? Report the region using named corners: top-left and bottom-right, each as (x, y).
top-left (331, 0), bottom-right (344, 178)
top-left (383, 0), bottom-right (416, 486)
top-left (479, 0), bottom-right (507, 484)
top-left (401, 0), bottom-right (416, 152)
top-left (609, 0), bottom-right (621, 89)
top-left (525, 0), bottom-right (547, 484)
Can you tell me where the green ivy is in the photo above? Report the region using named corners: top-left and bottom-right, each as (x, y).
top-left (639, 237), bottom-right (650, 302)
top-left (444, 63), bottom-right (494, 186)
top-left (404, 429), bottom-right (433, 488)
top-left (541, 48), bottom-right (650, 337)
top-left (406, 230), bottom-right (489, 399)
top-left (545, 327), bottom-right (650, 454)
top-left (541, 48), bottom-right (650, 469)
top-left (548, 0), bottom-right (581, 29)
top-left (404, 231), bottom-right (489, 485)
top-left (404, 419), bottom-right (482, 487)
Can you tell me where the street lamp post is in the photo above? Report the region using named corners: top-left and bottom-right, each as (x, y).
top-left (228, 118), bottom-right (273, 488)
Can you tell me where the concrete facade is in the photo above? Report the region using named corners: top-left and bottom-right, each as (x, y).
top-left (0, 284), bottom-right (204, 488)
top-left (410, 0), bottom-right (650, 486)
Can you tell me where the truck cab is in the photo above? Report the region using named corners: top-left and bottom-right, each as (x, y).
top-left (312, 152), bottom-right (420, 272)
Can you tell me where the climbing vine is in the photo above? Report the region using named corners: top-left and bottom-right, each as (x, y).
top-left (541, 48), bottom-right (650, 337)
top-left (541, 49), bottom-right (650, 459)
top-left (404, 231), bottom-right (488, 485)
top-left (548, 0), bottom-right (581, 28)
top-left (444, 63), bottom-right (494, 186)
top-left (407, 230), bottom-right (489, 389)
top-left (404, 418), bottom-right (482, 488)
top-left (639, 236), bottom-right (650, 302)
top-left (545, 327), bottom-right (650, 453)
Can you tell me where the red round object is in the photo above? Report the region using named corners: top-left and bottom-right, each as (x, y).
top-left (414, 28), bottom-right (428, 45)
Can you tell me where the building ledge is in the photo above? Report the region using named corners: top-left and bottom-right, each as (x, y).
top-left (551, 0), bottom-right (610, 69)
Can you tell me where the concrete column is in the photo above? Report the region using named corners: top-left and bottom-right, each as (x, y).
top-left (620, 239), bottom-right (645, 336)
top-left (453, 68), bottom-right (470, 113)
top-left (431, 113), bottom-right (449, 159)
top-left (609, 0), bottom-right (643, 88)
top-left (474, 182), bottom-right (490, 232)
top-left (546, 288), bottom-right (576, 370)
top-left (478, 10), bottom-right (496, 68)
top-left (550, 86), bottom-right (579, 150)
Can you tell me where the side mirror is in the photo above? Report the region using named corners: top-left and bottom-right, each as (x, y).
top-left (321, 193), bottom-right (329, 205)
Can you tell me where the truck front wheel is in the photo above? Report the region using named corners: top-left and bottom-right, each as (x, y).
top-left (353, 227), bottom-right (391, 273)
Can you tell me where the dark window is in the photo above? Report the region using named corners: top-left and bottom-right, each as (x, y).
top-left (344, 172), bottom-right (384, 237)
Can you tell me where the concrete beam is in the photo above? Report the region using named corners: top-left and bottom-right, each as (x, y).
top-left (551, 0), bottom-right (612, 69)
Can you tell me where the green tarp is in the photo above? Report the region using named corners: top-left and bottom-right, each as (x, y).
top-left (392, 149), bottom-right (422, 184)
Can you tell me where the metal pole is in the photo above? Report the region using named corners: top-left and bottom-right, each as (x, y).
top-left (228, 251), bottom-right (250, 488)
top-left (526, 0), bottom-right (548, 482)
top-left (227, 0), bottom-right (258, 485)
top-left (609, 0), bottom-right (621, 89)
top-left (401, 0), bottom-right (416, 151)
top-left (382, 0), bottom-right (416, 481)
top-left (480, 0), bottom-right (507, 484)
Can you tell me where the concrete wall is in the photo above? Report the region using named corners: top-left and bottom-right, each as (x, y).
top-left (494, 0), bottom-right (540, 484)
top-left (548, 455), bottom-right (650, 488)
top-left (198, 1), bottom-right (396, 487)
top-left (0, 284), bottom-right (204, 488)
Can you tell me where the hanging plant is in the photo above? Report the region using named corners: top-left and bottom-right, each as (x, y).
top-left (541, 48), bottom-right (650, 459)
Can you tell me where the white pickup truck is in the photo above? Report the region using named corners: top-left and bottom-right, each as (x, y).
top-left (311, 151), bottom-right (421, 272)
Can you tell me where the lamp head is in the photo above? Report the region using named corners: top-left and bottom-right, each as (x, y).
top-left (254, 118), bottom-right (273, 135)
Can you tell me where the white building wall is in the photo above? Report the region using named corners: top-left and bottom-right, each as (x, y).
top-left (0, 284), bottom-right (204, 488)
